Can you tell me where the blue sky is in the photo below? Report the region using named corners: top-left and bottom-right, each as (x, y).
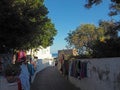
top-left (44, 0), bottom-right (119, 53)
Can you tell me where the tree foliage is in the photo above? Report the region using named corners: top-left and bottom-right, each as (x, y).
top-left (83, 0), bottom-right (120, 57)
top-left (65, 0), bottom-right (120, 58)
top-left (65, 24), bottom-right (105, 54)
top-left (99, 20), bottom-right (119, 38)
top-left (65, 20), bottom-right (120, 57)
top-left (90, 20), bottom-right (120, 57)
top-left (91, 38), bottom-right (120, 57)
top-left (85, 0), bottom-right (120, 16)
top-left (0, 0), bottom-right (57, 52)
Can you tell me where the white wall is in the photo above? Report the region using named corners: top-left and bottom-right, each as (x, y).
top-left (31, 59), bottom-right (54, 83)
top-left (27, 46), bottom-right (53, 60)
top-left (35, 47), bottom-right (53, 59)
top-left (69, 57), bottom-right (120, 90)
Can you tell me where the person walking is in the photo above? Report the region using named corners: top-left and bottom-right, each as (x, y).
top-left (27, 58), bottom-right (35, 84)
top-left (19, 57), bottom-right (30, 90)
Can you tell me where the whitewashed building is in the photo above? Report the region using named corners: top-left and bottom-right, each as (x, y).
top-left (27, 46), bottom-right (53, 60)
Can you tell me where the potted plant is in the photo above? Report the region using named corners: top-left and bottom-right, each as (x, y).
top-left (5, 63), bottom-right (21, 83)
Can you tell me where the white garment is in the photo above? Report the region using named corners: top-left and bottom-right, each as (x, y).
top-left (19, 63), bottom-right (30, 90)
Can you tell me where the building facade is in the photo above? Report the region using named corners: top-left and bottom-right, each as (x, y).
top-left (27, 46), bottom-right (53, 60)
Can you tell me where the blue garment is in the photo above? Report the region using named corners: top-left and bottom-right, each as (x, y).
top-left (19, 63), bottom-right (30, 90)
top-left (27, 63), bottom-right (35, 76)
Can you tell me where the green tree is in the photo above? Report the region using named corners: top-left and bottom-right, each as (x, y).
top-left (85, 0), bottom-right (120, 15)
top-left (90, 20), bottom-right (120, 57)
top-left (0, 0), bottom-right (57, 53)
top-left (85, 0), bottom-right (120, 28)
top-left (84, 0), bottom-right (120, 58)
top-left (91, 38), bottom-right (120, 57)
top-left (65, 24), bottom-right (105, 54)
top-left (99, 20), bottom-right (119, 38)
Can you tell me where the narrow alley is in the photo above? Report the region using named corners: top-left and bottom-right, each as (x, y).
top-left (30, 66), bottom-right (80, 90)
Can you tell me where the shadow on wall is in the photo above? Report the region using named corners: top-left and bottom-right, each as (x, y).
top-left (36, 59), bottom-right (49, 72)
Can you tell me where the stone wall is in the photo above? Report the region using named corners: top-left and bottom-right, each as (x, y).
top-left (69, 57), bottom-right (120, 90)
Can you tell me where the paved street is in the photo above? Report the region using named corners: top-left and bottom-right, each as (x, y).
top-left (30, 66), bottom-right (80, 90)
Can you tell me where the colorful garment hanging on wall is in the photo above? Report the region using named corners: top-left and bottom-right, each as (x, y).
top-left (70, 60), bottom-right (87, 79)
top-left (61, 60), bottom-right (69, 76)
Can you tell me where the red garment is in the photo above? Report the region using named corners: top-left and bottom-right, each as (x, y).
top-left (17, 78), bottom-right (22, 90)
top-left (17, 51), bottom-right (26, 62)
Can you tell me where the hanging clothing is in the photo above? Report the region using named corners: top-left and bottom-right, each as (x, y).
top-left (63, 60), bottom-right (69, 76)
top-left (70, 60), bottom-right (88, 80)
